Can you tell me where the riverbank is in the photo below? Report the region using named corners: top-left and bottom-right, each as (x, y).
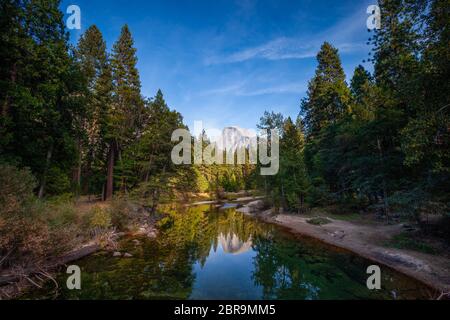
top-left (3, 197), bottom-right (447, 300)
top-left (0, 197), bottom-right (159, 299)
top-left (238, 201), bottom-right (450, 297)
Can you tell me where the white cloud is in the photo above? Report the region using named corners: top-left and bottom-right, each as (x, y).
top-left (239, 82), bottom-right (306, 96)
top-left (200, 81), bottom-right (306, 97)
top-left (205, 6), bottom-right (368, 65)
top-left (199, 82), bottom-right (246, 96)
top-left (220, 38), bottom-right (316, 63)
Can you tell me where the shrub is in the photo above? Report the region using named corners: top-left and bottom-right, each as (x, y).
top-left (46, 201), bottom-right (78, 229)
top-left (109, 199), bottom-right (131, 231)
top-left (307, 217), bottom-right (332, 226)
top-left (0, 165), bottom-right (36, 215)
top-left (45, 166), bottom-right (71, 196)
top-left (0, 166), bottom-right (48, 268)
top-left (0, 165), bottom-right (82, 269)
top-left (88, 206), bottom-right (112, 229)
top-left (386, 233), bottom-right (437, 254)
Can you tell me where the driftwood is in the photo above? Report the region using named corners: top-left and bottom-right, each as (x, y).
top-left (0, 244), bottom-right (100, 287)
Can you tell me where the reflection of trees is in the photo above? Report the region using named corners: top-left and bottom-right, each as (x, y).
top-left (251, 236), bottom-right (321, 300)
top-left (52, 204), bottom-right (270, 300)
top-left (93, 204), bottom-right (268, 299)
top-left (251, 234), bottom-right (405, 300)
top-left (160, 205), bottom-right (270, 263)
top-left (33, 205), bottom-right (409, 300)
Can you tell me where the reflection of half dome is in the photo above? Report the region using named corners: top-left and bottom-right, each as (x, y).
top-left (218, 232), bottom-right (252, 254)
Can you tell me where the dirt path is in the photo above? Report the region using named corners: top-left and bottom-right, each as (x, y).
top-left (238, 205), bottom-right (450, 294)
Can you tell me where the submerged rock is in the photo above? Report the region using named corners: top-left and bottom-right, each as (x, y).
top-left (135, 225), bottom-right (158, 239)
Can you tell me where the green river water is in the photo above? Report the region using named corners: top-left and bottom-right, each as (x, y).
top-left (26, 204), bottom-right (430, 299)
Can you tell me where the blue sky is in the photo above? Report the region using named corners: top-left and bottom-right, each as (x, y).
top-left (62, 0), bottom-right (375, 132)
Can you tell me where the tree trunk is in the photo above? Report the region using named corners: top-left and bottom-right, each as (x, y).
top-left (145, 154), bottom-right (154, 182)
top-left (2, 63), bottom-right (17, 118)
top-left (72, 138), bottom-right (82, 192)
top-left (83, 151), bottom-right (94, 195)
top-left (38, 144), bottom-right (53, 199)
top-left (105, 142), bottom-right (115, 200)
top-left (377, 138), bottom-right (390, 222)
top-left (101, 182), bottom-right (106, 201)
top-left (281, 182), bottom-right (286, 209)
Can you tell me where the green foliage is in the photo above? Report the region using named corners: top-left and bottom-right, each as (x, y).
top-left (0, 0), bottom-right (449, 277)
top-left (0, 0), bottom-right (86, 198)
top-left (45, 201), bottom-right (78, 229)
top-left (45, 166), bottom-right (72, 195)
top-left (300, 42), bottom-right (351, 135)
top-left (350, 65), bottom-right (372, 104)
top-left (0, 164), bottom-right (81, 269)
top-left (284, 0), bottom-right (450, 228)
top-left (256, 114), bottom-right (310, 212)
top-left (110, 24), bottom-right (144, 147)
top-left (307, 217), bottom-right (332, 226)
top-left (386, 233), bottom-right (437, 254)
top-left (74, 24), bottom-right (113, 195)
top-left (109, 199), bottom-right (133, 231)
top-left (0, 165), bottom-right (37, 213)
top-left (87, 206), bottom-right (112, 230)
top-left (300, 42), bottom-right (353, 206)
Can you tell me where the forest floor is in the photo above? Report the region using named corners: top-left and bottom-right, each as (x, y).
top-left (238, 201), bottom-right (450, 296)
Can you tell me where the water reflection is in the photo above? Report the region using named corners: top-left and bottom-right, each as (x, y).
top-left (26, 204), bottom-right (429, 300)
top-left (218, 233), bottom-right (252, 254)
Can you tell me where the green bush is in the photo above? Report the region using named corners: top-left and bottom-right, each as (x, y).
top-left (0, 165), bottom-right (51, 268)
top-left (0, 165), bottom-right (36, 215)
top-left (45, 166), bottom-right (71, 196)
top-left (88, 206), bottom-right (112, 229)
top-left (47, 193), bottom-right (75, 205)
top-left (307, 217), bottom-right (332, 226)
top-left (46, 201), bottom-right (78, 229)
top-left (387, 233), bottom-right (437, 254)
top-left (109, 199), bottom-right (132, 231)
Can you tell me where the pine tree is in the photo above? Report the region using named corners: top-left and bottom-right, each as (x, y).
top-left (75, 25), bottom-right (113, 195)
top-left (299, 42), bottom-right (351, 199)
top-left (398, 0), bottom-right (450, 218)
top-left (301, 42), bottom-right (351, 135)
top-left (362, 0), bottom-right (426, 219)
top-left (106, 24), bottom-right (144, 199)
top-left (372, 0), bottom-right (424, 94)
top-left (0, 0), bottom-right (30, 158)
top-left (350, 65), bottom-right (372, 104)
top-left (0, 0), bottom-right (84, 197)
top-left (125, 90), bottom-right (193, 209)
top-left (279, 117), bottom-right (309, 212)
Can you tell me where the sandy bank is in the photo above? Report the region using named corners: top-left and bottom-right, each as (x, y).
top-left (238, 203), bottom-right (450, 295)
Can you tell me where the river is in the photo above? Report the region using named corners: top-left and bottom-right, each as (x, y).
top-left (26, 204), bottom-right (429, 299)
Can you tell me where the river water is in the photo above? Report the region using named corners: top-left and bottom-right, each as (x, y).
top-left (27, 204), bottom-right (429, 299)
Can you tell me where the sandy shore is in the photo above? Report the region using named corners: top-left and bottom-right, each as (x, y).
top-left (238, 203), bottom-right (450, 295)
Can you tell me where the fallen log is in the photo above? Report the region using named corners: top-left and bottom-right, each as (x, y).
top-left (0, 244), bottom-right (100, 287)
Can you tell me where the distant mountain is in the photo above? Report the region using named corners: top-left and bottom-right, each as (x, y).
top-left (218, 232), bottom-right (252, 255)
